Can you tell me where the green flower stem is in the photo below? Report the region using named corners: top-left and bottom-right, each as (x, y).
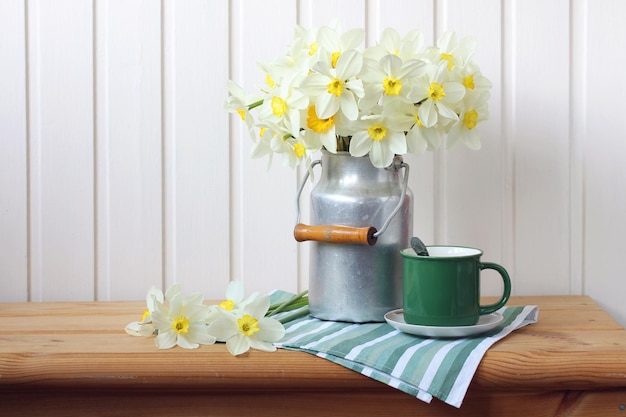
top-left (277, 306), bottom-right (310, 324)
top-left (267, 290), bottom-right (309, 317)
top-left (248, 99), bottom-right (263, 110)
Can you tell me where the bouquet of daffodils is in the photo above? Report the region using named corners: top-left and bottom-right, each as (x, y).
top-left (225, 25), bottom-right (492, 169)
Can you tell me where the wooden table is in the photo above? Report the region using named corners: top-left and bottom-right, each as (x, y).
top-left (1, 296), bottom-right (625, 416)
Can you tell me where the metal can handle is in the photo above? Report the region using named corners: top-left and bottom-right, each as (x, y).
top-left (294, 157), bottom-right (410, 246)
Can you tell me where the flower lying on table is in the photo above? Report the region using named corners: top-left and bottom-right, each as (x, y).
top-left (125, 281), bottom-right (309, 356)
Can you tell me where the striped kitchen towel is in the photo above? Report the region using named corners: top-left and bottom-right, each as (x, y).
top-left (273, 294), bottom-right (538, 408)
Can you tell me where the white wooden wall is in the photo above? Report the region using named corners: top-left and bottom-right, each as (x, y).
top-left (2, 0), bottom-right (626, 327)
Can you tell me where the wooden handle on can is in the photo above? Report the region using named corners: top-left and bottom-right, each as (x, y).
top-left (293, 223), bottom-right (378, 246)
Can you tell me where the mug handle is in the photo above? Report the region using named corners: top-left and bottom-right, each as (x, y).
top-left (479, 262), bottom-right (511, 315)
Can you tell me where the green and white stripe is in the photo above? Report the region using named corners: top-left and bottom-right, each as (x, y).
top-left (273, 292), bottom-right (538, 409)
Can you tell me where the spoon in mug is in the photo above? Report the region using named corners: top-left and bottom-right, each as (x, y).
top-left (410, 236), bottom-right (429, 256)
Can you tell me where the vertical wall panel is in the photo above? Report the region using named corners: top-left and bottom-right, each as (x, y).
top-left (95, 0), bottom-right (163, 300)
top-left (230, 0), bottom-right (299, 296)
top-left (27, 0), bottom-right (95, 300)
top-left (299, 0), bottom-right (366, 29)
top-left (442, 0), bottom-right (505, 295)
top-left (162, 1), bottom-right (230, 298)
top-left (510, 0), bottom-right (571, 295)
top-left (584, 0), bottom-right (626, 325)
top-left (0, 0), bottom-right (28, 301)
top-left (569, 0), bottom-right (587, 295)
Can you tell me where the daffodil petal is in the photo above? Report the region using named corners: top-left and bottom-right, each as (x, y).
top-left (146, 286), bottom-right (164, 311)
top-left (246, 295), bottom-right (270, 319)
top-left (189, 324), bottom-right (217, 346)
top-left (418, 100), bottom-right (438, 128)
top-left (436, 102), bottom-right (460, 121)
top-left (441, 82), bottom-right (466, 103)
top-left (225, 280), bottom-right (244, 304)
top-left (226, 335), bottom-right (250, 356)
top-left (369, 140), bottom-right (394, 168)
top-left (388, 131), bottom-right (408, 155)
top-left (465, 129), bottom-right (482, 150)
top-left (316, 93), bottom-right (339, 120)
top-left (156, 330), bottom-right (177, 349)
top-left (207, 316), bottom-right (238, 341)
top-left (177, 334), bottom-right (200, 349)
top-left (348, 132), bottom-right (372, 157)
top-left (248, 338), bottom-right (277, 352)
top-left (318, 130), bottom-right (338, 153)
top-left (336, 49), bottom-right (362, 79)
top-left (257, 317), bottom-right (286, 342)
top-left (406, 128), bottom-right (428, 155)
top-left (125, 322), bottom-right (144, 337)
top-left (165, 284), bottom-right (181, 301)
top-left (339, 93), bottom-right (359, 120)
top-left (341, 28), bottom-right (365, 50)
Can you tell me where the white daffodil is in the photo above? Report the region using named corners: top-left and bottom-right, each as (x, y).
top-left (364, 28), bottom-right (425, 62)
top-left (150, 288), bottom-right (216, 350)
top-left (125, 286), bottom-right (165, 337)
top-left (359, 54), bottom-right (426, 110)
top-left (215, 280), bottom-right (258, 315)
top-left (446, 90), bottom-right (490, 150)
top-left (207, 295), bottom-right (286, 356)
top-left (258, 69), bottom-right (309, 139)
top-left (435, 31), bottom-right (476, 71)
top-left (453, 61), bottom-right (493, 95)
top-left (270, 133), bottom-right (312, 168)
top-left (408, 60), bottom-right (465, 128)
top-left (288, 25), bottom-right (322, 68)
top-left (250, 127), bottom-right (274, 171)
top-left (302, 104), bottom-right (338, 153)
top-left (349, 114), bottom-right (407, 168)
top-left (224, 80), bottom-right (261, 140)
top-left (300, 49), bottom-right (364, 121)
top-left (316, 26), bottom-right (365, 69)
top-left (384, 101), bottom-right (443, 154)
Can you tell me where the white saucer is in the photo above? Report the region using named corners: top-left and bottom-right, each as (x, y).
top-left (384, 309), bottom-right (503, 338)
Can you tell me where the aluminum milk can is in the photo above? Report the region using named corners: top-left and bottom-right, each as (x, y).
top-left (294, 151), bottom-right (413, 322)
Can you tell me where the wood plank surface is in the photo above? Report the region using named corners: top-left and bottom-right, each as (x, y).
top-left (1, 296), bottom-right (625, 416)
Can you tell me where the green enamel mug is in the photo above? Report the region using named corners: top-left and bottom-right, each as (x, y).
top-left (401, 246), bottom-right (511, 326)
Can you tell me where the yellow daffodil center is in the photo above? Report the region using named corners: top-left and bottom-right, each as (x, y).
top-left (236, 108), bottom-right (246, 121)
top-left (219, 299), bottom-right (235, 311)
top-left (307, 105), bottom-right (335, 133)
top-left (414, 113), bottom-right (424, 128)
top-left (383, 77), bottom-right (402, 96)
top-left (265, 74), bottom-right (275, 88)
top-left (172, 316), bottom-right (190, 334)
top-left (331, 51), bottom-right (341, 68)
top-left (327, 78), bottom-right (344, 96)
top-left (238, 314), bottom-right (260, 337)
top-left (294, 143), bottom-right (305, 158)
top-left (368, 124), bottom-right (387, 141)
top-left (428, 82), bottom-right (446, 101)
top-left (463, 74), bottom-right (475, 90)
top-left (271, 96), bottom-right (288, 117)
top-left (141, 309), bottom-right (150, 322)
top-left (441, 53), bottom-right (454, 70)
top-left (308, 41), bottom-right (318, 56)
top-left (463, 109), bottom-right (479, 130)
top-left (259, 127), bottom-right (267, 138)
